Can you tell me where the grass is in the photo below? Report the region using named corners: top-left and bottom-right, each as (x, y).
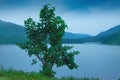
top-left (0, 69), bottom-right (55, 80)
top-left (0, 67), bottom-right (100, 80)
top-left (0, 77), bottom-right (9, 80)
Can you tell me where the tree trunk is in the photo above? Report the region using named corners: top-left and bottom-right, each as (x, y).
top-left (41, 62), bottom-right (55, 77)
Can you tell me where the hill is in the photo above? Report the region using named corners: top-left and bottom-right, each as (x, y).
top-left (102, 31), bottom-right (120, 45)
top-left (81, 25), bottom-right (120, 43)
top-left (94, 25), bottom-right (120, 42)
top-left (0, 20), bottom-right (91, 44)
top-left (0, 20), bottom-right (26, 44)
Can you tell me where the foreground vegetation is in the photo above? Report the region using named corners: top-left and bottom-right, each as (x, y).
top-left (0, 68), bottom-right (99, 80)
top-left (1, 68), bottom-right (120, 80)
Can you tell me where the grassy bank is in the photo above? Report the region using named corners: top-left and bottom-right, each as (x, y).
top-left (0, 68), bottom-right (100, 80)
top-left (0, 77), bottom-right (9, 80)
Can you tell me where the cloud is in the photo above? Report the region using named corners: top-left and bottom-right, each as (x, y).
top-left (60, 0), bottom-right (120, 11)
top-left (0, 0), bottom-right (120, 35)
top-left (0, 0), bottom-right (30, 10)
top-left (1, 0), bottom-right (120, 12)
top-left (0, 0), bottom-right (59, 10)
top-left (0, 0), bottom-right (28, 5)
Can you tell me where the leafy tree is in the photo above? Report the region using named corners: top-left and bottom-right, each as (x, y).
top-left (18, 4), bottom-right (79, 77)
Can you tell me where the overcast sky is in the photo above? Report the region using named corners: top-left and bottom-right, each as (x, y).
top-left (0, 0), bottom-right (120, 36)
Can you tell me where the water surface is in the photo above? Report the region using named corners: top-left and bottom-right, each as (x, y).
top-left (0, 43), bottom-right (120, 80)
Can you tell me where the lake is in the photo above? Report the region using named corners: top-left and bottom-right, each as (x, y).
top-left (0, 43), bottom-right (120, 80)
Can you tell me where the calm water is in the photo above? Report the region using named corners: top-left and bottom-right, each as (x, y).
top-left (0, 43), bottom-right (120, 80)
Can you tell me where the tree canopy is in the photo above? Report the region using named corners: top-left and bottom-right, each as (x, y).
top-left (18, 4), bottom-right (79, 77)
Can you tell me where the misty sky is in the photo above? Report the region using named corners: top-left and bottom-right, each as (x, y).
top-left (0, 0), bottom-right (120, 36)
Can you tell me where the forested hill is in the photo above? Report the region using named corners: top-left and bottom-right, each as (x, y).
top-left (102, 31), bottom-right (120, 45)
top-left (94, 25), bottom-right (120, 42)
top-left (0, 20), bottom-right (26, 44)
top-left (81, 25), bottom-right (120, 44)
top-left (0, 20), bottom-right (91, 44)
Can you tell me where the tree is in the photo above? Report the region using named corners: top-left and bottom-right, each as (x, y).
top-left (18, 4), bottom-right (79, 77)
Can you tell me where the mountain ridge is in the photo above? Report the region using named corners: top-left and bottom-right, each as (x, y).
top-left (94, 25), bottom-right (120, 42)
top-left (0, 20), bottom-right (91, 44)
top-left (0, 20), bottom-right (120, 45)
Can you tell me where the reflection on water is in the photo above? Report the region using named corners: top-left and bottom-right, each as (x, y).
top-left (0, 44), bottom-right (120, 80)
